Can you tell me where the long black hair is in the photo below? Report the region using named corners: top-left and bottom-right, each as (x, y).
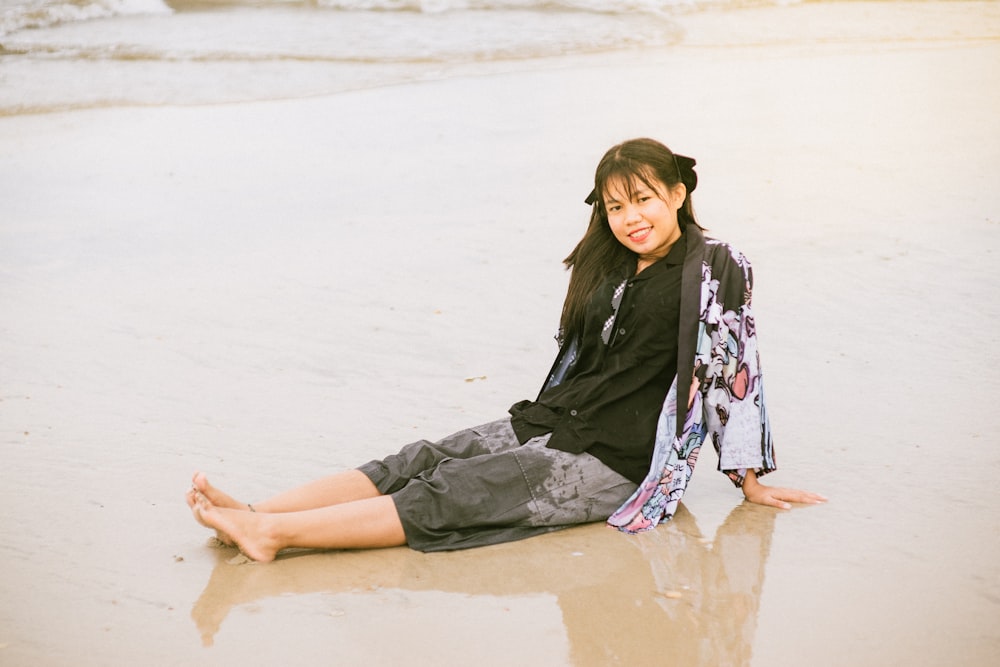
top-left (559, 138), bottom-right (700, 342)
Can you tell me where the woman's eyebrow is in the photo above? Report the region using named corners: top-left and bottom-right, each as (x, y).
top-left (605, 187), bottom-right (651, 204)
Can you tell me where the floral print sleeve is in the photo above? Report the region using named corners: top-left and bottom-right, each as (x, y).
top-left (699, 241), bottom-right (776, 488)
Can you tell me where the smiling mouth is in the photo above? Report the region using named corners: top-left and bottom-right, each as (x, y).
top-left (628, 227), bottom-right (652, 242)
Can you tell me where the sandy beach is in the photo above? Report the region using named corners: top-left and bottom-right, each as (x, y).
top-left (2, 1), bottom-right (999, 664)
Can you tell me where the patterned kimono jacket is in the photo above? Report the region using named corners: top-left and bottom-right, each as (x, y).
top-left (543, 225), bottom-right (777, 534)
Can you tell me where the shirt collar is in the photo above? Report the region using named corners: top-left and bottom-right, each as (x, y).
top-left (625, 231), bottom-right (687, 281)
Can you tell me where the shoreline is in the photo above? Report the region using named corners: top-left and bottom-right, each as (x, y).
top-left (1, 1), bottom-right (998, 117)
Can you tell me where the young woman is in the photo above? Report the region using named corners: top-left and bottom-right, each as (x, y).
top-left (187, 138), bottom-right (825, 562)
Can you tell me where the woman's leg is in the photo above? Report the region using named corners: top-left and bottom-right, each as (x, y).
top-left (190, 419), bottom-right (516, 515)
top-left (190, 491), bottom-right (406, 562)
top-left (188, 470), bottom-right (383, 547)
top-left (192, 469), bottom-right (381, 514)
top-left (186, 419), bottom-right (517, 555)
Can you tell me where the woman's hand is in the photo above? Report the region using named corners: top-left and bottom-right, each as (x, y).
top-left (741, 468), bottom-right (827, 510)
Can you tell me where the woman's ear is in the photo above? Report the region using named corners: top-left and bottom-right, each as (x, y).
top-left (669, 182), bottom-right (687, 210)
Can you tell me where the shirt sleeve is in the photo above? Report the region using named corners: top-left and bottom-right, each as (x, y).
top-left (700, 245), bottom-right (777, 488)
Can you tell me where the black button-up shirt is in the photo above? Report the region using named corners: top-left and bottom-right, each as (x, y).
top-left (510, 234), bottom-right (684, 484)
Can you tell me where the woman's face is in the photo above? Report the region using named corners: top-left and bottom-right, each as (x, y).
top-left (603, 173), bottom-right (686, 272)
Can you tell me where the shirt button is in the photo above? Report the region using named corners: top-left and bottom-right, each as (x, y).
top-left (627, 282), bottom-right (634, 288)
top-left (618, 328), bottom-right (626, 336)
top-left (570, 409), bottom-right (578, 416)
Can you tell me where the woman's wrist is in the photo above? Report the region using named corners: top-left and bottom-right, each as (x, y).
top-left (741, 468), bottom-right (761, 498)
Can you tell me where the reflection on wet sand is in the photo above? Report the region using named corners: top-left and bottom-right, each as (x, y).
top-left (192, 502), bottom-right (776, 664)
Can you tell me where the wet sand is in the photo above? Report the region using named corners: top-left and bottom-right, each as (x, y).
top-left (2, 2), bottom-right (999, 665)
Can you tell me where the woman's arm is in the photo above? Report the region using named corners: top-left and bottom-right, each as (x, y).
top-left (741, 468), bottom-right (827, 509)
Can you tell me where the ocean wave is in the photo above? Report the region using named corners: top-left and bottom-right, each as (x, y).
top-left (0, 0), bottom-right (788, 114)
top-left (0, 0), bottom-right (763, 40)
top-left (2, 5), bottom-right (685, 63)
top-left (0, 0), bottom-right (798, 40)
top-left (0, 0), bottom-right (171, 37)
top-left (160, 0), bottom-right (734, 11)
top-left (311, 0), bottom-right (703, 12)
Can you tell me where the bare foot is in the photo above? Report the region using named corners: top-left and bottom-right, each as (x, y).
top-left (192, 472), bottom-right (248, 511)
top-left (186, 487), bottom-right (236, 547)
top-left (191, 493), bottom-right (282, 563)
